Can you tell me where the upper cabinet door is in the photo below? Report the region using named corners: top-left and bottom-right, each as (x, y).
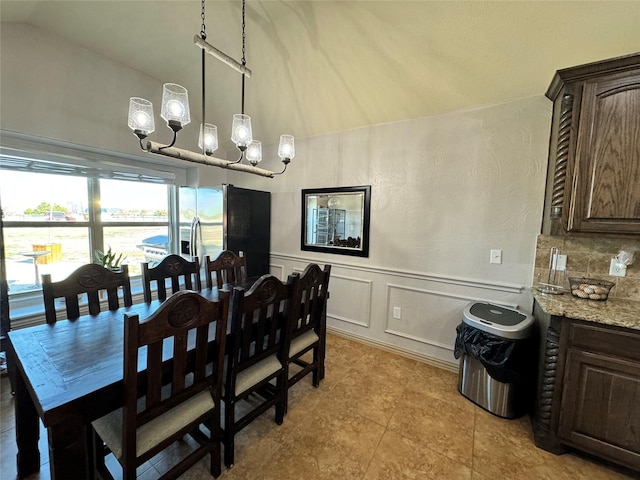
top-left (568, 71), bottom-right (640, 233)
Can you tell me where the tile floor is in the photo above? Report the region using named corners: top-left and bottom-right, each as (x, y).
top-left (1, 333), bottom-right (637, 479)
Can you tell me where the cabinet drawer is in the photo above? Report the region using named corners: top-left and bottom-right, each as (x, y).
top-left (568, 322), bottom-right (640, 362)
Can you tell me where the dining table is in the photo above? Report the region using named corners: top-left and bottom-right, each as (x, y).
top-left (8, 281), bottom-right (328, 479)
top-left (8, 287), bottom-right (227, 480)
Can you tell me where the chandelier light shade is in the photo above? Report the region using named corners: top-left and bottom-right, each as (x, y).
top-left (160, 83), bottom-right (190, 131)
top-left (198, 123), bottom-right (218, 154)
top-left (231, 114), bottom-right (253, 149)
top-left (278, 134), bottom-right (295, 161)
top-left (128, 0), bottom-right (295, 178)
top-left (246, 140), bottom-right (262, 165)
top-left (128, 97), bottom-right (155, 138)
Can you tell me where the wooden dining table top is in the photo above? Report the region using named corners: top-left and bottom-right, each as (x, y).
top-left (8, 287), bottom-right (228, 428)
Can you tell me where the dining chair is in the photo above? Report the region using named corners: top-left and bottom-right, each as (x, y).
top-left (91, 290), bottom-right (229, 479)
top-left (222, 273), bottom-right (298, 468)
top-left (284, 264), bottom-right (331, 413)
top-left (141, 254), bottom-right (202, 303)
top-left (42, 263), bottom-right (133, 324)
top-left (204, 250), bottom-right (247, 290)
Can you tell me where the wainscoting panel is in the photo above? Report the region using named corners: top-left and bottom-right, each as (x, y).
top-left (385, 284), bottom-right (520, 352)
top-left (269, 253), bottom-right (531, 365)
top-left (326, 274), bottom-right (372, 327)
top-left (269, 263), bottom-right (285, 281)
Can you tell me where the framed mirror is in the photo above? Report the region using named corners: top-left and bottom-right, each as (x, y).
top-left (301, 186), bottom-right (371, 257)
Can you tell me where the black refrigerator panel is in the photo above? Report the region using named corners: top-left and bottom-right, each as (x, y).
top-left (224, 185), bottom-right (270, 278)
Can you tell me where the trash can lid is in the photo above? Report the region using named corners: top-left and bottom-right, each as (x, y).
top-left (462, 302), bottom-right (534, 339)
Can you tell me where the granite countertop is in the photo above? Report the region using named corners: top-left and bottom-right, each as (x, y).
top-left (532, 288), bottom-right (640, 331)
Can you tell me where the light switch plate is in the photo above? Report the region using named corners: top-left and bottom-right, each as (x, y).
top-left (553, 254), bottom-right (567, 271)
top-left (490, 249), bottom-right (502, 264)
top-left (393, 306), bottom-right (402, 319)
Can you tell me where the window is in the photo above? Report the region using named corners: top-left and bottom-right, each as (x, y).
top-left (1, 167), bottom-right (173, 297)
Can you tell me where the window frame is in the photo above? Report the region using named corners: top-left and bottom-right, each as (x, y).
top-left (0, 131), bottom-right (187, 321)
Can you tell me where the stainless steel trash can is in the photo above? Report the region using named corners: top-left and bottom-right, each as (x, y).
top-left (457, 302), bottom-right (534, 419)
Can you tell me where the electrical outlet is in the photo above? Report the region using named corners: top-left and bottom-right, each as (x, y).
top-left (609, 258), bottom-right (627, 277)
top-left (490, 249), bottom-right (502, 264)
top-left (393, 306), bottom-right (402, 319)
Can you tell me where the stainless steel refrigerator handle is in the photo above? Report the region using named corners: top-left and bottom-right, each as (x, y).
top-left (195, 217), bottom-right (202, 260)
top-left (190, 217), bottom-right (200, 259)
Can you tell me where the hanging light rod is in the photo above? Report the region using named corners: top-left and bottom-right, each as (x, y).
top-left (193, 35), bottom-right (252, 78)
top-left (144, 141), bottom-right (276, 178)
top-left (127, 0), bottom-right (294, 178)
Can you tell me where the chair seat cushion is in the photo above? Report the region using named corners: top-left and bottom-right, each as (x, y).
top-left (290, 330), bottom-right (319, 357)
top-left (91, 390), bottom-right (214, 460)
top-left (235, 354), bottom-right (282, 396)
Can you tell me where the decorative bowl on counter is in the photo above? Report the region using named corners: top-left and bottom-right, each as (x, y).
top-left (568, 277), bottom-right (615, 301)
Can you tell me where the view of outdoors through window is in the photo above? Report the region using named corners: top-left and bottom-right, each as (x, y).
top-left (1, 169), bottom-right (171, 296)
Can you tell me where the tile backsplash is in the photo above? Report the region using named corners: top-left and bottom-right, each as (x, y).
top-left (533, 234), bottom-right (640, 302)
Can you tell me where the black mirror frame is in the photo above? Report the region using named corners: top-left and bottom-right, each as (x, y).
top-left (301, 185), bottom-right (371, 257)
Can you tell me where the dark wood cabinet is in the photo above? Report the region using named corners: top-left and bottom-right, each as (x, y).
top-left (558, 323), bottom-right (640, 470)
top-left (532, 302), bottom-right (640, 473)
top-left (542, 53), bottom-right (640, 236)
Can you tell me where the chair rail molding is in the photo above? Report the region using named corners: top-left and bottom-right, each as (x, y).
top-left (271, 252), bottom-right (525, 293)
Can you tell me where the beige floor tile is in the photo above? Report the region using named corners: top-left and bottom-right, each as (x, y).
top-left (387, 387), bottom-right (475, 467)
top-left (472, 408), bottom-right (637, 480)
top-left (279, 398), bottom-right (386, 479)
top-left (364, 429), bottom-right (472, 480)
top-left (218, 395), bottom-right (299, 471)
top-left (471, 471), bottom-right (492, 480)
top-left (330, 365), bottom-right (409, 427)
top-left (351, 348), bottom-right (419, 380)
top-left (326, 339), bottom-right (417, 430)
top-left (1, 334), bottom-right (635, 480)
top-left (405, 361), bottom-right (463, 404)
top-left (324, 333), bottom-right (376, 369)
top-left (0, 419), bottom-right (50, 479)
top-left (103, 453), bottom-right (160, 480)
top-left (1, 404), bottom-right (15, 434)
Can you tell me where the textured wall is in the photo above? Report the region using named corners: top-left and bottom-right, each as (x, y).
top-left (232, 96), bottom-right (551, 365)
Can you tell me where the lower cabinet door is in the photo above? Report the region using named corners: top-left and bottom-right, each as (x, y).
top-left (558, 349), bottom-right (640, 471)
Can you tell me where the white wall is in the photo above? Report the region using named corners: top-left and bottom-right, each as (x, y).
top-left (231, 95), bottom-right (551, 367)
top-left (1, 23), bottom-right (551, 367)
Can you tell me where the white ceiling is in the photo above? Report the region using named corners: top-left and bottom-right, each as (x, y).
top-left (2, 0), bottom-right (639, 153)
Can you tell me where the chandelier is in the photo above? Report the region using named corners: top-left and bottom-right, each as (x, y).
top-left (127, 0), bottom-right (295, 178)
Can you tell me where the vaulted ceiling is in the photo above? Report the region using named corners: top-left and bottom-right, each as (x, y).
top-left (2, 1), bottom-right (639, 153)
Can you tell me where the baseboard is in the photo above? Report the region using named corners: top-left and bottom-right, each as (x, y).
top-left (326, 326), bottom-right (459, 373)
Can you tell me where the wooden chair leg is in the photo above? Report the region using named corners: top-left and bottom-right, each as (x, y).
top-left (283, 365), bottom-right (291, 415)
top-left (275, 375), bottom-right (285, 425)
top-left (205, 415), bottom-right (221, 478)
top-left (90, 428), bottom-right (113, 480)
top-left (223, 398), bottom-right (235, 468)
top-left (312, 347), bottom-right (320, 387)
top-left (210, 433), bottom-right (221, 477)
